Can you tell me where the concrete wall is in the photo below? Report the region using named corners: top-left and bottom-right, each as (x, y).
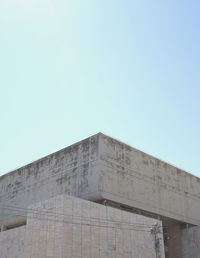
top-left (163, 224), bottom-right (182, 258)
top-left (181, 226), bottom-right (200, 258)
top-left (0, 226), bottom-right (26, 258)
top-left (24, 194), bottom-right (165, 258)
top-left (98, 134), bottom-right (200, 226)
top-left (0, 134), bottom-right (101, 224)
top-left (1, 132), bottom-right (200, 227)
top-left (164, 224), bottom-right (200, 258)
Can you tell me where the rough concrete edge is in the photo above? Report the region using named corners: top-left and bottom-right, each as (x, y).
top-left (0, 132), bottom-right (102, 180)
top-left (98, 132), bottom-right (200, 180)
top-left (99, 190), bottom-right (198, 226)
top-left (1, 131), bottom-right (199, 181)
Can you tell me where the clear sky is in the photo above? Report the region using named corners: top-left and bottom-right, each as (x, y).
top-left (0, 0), bottom-right (200, 177)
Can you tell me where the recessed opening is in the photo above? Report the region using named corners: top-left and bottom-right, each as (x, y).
top-left (1, 218), bottom-right (27, 232)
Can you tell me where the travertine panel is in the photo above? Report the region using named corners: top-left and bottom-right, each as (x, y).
top-left (24, 194), bottom-right (165, 258)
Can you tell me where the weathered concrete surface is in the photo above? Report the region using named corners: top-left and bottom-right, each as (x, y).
top-left (164, 224), bottom-right (182, 258)
top-left (24, 194), bottom-right (165, 258)
top-left (98, 134), bottom-right (200, 226)
top-left (180, 225), bottom-right (200, 258)
top-left (0, 226), bottom-right (25, 258)
top-left (0, 133), bottom-right (200, 227)
top-left (0, 134), bottom-right (101, 223)
top-left (163, 224), bottom-right (200, 258)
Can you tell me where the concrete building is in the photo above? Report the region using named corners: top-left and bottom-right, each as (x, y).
top-left (0, 195), bottom-right (165, 258)
top-left (0, 132), bottom-right (200, 257)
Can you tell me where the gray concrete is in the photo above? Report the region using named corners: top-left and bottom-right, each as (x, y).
top-left (99, 133), bottom-right (200, 226)
top-left (1, 133), bottom-right (199, 227)
top-left (181, 226), bottom-right (200, 258)
top-left (0, 226), bottom-right (25, 258)
top-left (0, 134), bottom-right (101, 224)
top-left (0, 133), bottom-right (200, 257)
top-left (163, 224), bottom-right (200, 258)
top-left (163, 224), bottom-right (182, 258)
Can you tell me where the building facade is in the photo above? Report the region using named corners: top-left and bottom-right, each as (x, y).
top-left (0, 195), bottom-right (165, 258)
top-left (0, 133), bottom-right (200, 257)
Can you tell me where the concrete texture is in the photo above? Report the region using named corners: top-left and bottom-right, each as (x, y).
top-left (99, 133), bottom-right (200, 226)
top-left (1, 133), bottom-right (200, 226)
top-left (0, 133), bottom-right (200, 257)
top-left (164, 224), bottom-right (200, 258)
top-left (23, 194), bottom-right (164, 258)
top-left (163, 224), bottom-right (182, 258)
top-left (0, 226), bottom-right (25, 258)
top-left (0, 134), bottom-right (101, 224)
top-left (181, 226), bottom-right (200, 258)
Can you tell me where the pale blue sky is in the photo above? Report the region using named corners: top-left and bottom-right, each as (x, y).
top-left (0, 0), bottom-right (200, 176)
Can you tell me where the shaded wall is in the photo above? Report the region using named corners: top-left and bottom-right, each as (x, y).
top-left (164, 224), bottom-right (182, 258)
top-left (181, 225), bottom-right (200, 258)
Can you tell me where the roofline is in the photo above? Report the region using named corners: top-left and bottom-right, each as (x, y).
top-left (98, 132), bottom-right (200, 180)
top-left (0, 131), bottom-right (199, 180)
top-left (0, 132), bottom-right (102, 179)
